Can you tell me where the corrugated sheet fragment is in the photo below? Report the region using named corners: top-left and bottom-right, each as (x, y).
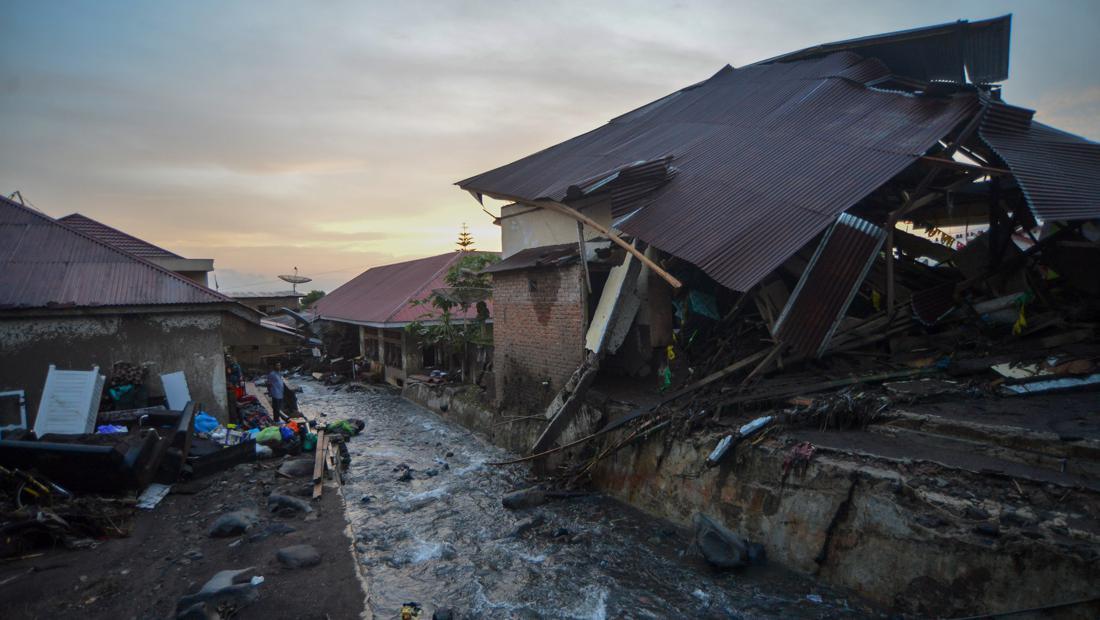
top-left (980, 101), bottom-right (1100, 223)
top-left (772, 213), bottom-right (887, 357)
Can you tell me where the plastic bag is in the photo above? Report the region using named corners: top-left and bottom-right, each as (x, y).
top-left (256, 425), bottom-right (283, 447)
top-left (194, 412), bottom-right (219, 434)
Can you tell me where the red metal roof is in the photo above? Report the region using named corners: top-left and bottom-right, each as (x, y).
top-left (459, 52), bottom-right (979, 292)
top-left (57, 213), bottom-right (183, 259)
top-left (0, 196), bottom-right (236, 310)
top-left (314, 252), bottom-right (496, 326)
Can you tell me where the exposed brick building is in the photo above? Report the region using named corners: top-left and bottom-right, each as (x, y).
top-left (489, 262), bottom-right (588, 412)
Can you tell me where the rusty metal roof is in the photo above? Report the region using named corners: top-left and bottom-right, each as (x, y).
top-left (980, 101), bottom-right (1100, 223)
top-left (760, 15), bottom-right (1011, 84)
top-left (57, 213), bottom-right (183, 259)
top-left (314, 252), bottom-right (496, 326)
top-left (483, 243), bottom-right (579, 275)
top-left (459, 52), bottom-right (978, 292)
top-left (0, 196), bottom-right (237, 310)
top-left (773, 213), bottom-right (887, 357)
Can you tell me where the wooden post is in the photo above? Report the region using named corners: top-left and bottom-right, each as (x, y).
top-left (577, 220), bottom-right (591, 294)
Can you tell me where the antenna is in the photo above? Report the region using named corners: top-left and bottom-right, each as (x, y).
top-left (278, 266), bottom-right (312, 293)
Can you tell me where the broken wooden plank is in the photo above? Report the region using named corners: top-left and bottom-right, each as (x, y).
top-left (530, 353), bottom-right (601, 454)
top-left (312, 429), bottom-right (327, 499)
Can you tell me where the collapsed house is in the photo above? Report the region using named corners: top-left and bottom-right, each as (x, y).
top-left (458, 14), bottom-right (1100, 449)
top-left (448, 17), bottom-right (1100, 614)
top-left (313, 251), bottom-right (496, 387)
top-left (0, 195), bottom-right (273, 422)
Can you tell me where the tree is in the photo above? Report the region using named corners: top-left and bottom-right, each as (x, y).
top-left (456, 223), bottom-right (475, 252)
top-left (300, 290), bottom-right (326, 308)
top-left (406, 252), bottom-right (499, 376)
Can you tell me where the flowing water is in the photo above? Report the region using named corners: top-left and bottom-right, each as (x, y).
top-left (297, 382), bottom-right (877, 619)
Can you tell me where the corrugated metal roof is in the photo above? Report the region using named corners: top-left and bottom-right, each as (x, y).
top-left (227, 290), bottom-right (305, 299)
top-left (459, 52), bottom-right (978, 292)
top-left (57, 213), bottom-right (183, 259)
top-left (980, 101), bottom-right (1100, 223)
top-left (760, 15), bottom-right (1011, 84)
top-left (483, 243), bottom-right (579, 275)
top-left (313, 252), bottom-right (497, 326)
top-left (772, 213), bottom-right (887, 357)
top-left (0, 196), bottom-right (236, 310)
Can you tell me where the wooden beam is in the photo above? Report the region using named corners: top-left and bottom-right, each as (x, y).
top-left (532, 200), bottom-right (683, 290)
top-left (311, 429), bottom-right (327, 499)
top-left (576, 220), bottom-right (591, 294)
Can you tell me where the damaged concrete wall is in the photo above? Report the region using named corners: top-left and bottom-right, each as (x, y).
top-left (0, 311), bottom-right (228, 424)
top-left (492, 264), bottom-right (587, 412)
top-left (500, 202), bottom-right (611, 259)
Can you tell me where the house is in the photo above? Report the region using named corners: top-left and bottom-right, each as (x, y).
top-left (458, 15), bottom-right (1100, 421)
top-left (313, 251), bottom-right (496, 386)
top-left (227, 290), bottom-right (305, 315)
top-left (57, 213), bottom-right (215, 286)
top-left (0, 195), bottom-right (265, 422)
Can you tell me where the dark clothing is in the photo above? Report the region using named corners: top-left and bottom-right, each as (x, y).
top-left (271, 397), bottom-right (284, 420)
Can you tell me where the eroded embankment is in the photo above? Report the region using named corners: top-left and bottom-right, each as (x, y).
top-left (405, 381), bottom-right (1100, 618)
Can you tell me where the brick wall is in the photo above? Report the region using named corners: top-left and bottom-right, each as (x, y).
top-left (493, 264), bottom-right (586, 413)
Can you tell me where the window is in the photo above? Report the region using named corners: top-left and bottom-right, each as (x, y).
top-left (384, 341), bottom-right (403, 369)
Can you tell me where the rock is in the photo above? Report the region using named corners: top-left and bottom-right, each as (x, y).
top-left (508, 514), bottom-right (545, 538)
top-left (397, 469), bottom-right (413, 482)
top-left (277, 459), bottom-right (315, 478)
top-left (184, 549), bottom-right (205, 561)
top-left (276, 544), bottom-right (321, 569)
top-left (267, 492), bottom-right (313, 515)
top-left (208, 510), bottom-right (259, 538)
top-left (445, 451), bottom-right (454, 458)
top-left (964, 505), bottom-right (991, 521)
top-left (693, 513), bottom-right (749, 569)
top-left (916, 514), bottom-right (947, 529)
top-left (425, 469), bottom-right (439, 477)
top-left (247, 522), bottom-right (297, 543)
top-left (433, 609), bottom-right (455, 620)
top-left (502, 487), bottom-right (548, 510)
top-left (176, 567), bottom-right (260, 614)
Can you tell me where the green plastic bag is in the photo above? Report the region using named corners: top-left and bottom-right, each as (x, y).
top-left (303, 432), bottom-right (317, 452)
top-left (256, 425), bottom-right (282, 447)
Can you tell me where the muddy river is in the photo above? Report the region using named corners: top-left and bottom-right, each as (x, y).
top-left (297, 382), bottom-right (876, 619)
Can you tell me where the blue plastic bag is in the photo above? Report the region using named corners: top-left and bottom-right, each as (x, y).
top-left (194, 412), bottom-right (219, 434)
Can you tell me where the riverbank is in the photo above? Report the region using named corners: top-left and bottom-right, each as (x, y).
top-left (3, 454), bottom-right (365, 619)
top-left (405, 381), bottom-right (1100, 618)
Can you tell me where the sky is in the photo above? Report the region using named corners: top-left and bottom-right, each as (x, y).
top-left (2, 1), bottom-right (1098, 293)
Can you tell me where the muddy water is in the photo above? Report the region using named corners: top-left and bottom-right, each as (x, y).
top-left (298, 382), bottom-right (875, 619)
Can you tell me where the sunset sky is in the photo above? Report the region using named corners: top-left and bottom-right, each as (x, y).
top-left (2, 1), bottom-right (1098, 293)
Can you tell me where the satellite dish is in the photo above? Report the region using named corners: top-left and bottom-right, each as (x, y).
top-left (277, 267), bottom-right (312, 292)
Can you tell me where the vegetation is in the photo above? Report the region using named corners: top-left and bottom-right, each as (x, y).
top-left (406, 251), bottom-right (498, 371)
top-left (456, 223), bottom-right (475, 251)
top-left (300, 289), bottom-right (326, 307)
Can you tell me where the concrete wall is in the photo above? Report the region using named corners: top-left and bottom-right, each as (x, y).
top-left (0, 311), bottom-right (228, 424)
top-left (500, 202), bottom-right (611, 259)
top-left (492, 264), bottom-right (587, 412)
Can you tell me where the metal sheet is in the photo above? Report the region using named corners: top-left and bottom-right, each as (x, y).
top-left (459, 52), bottom-right (977, 292)
top-left (58, 213), bottom-right (183, 259)
top-left (1, 196), bottom-right (237, 310)
top-left (980, 101), bottom-right (1100, 223)
top-left (772, 213), bottom-right (887, 357)
top-left (314, 251), bottom-right (496, 326)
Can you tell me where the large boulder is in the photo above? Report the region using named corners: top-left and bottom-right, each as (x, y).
top-left (276, 544), bottom-right (322, 569)
top-left (693, 513), bottom-right (749, 569)
top-left (208, 509), bottom-right (260, 538)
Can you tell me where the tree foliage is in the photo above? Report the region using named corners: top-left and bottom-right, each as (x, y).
top-left (300, 289), bottom-right (326, 307)
top-left (456, 223), bottom-right (475, 251)
top-left (405, 252), bottom-right (499, 368)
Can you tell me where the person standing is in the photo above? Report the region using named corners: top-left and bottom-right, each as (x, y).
top-left (266, 362), bottom-right (286, 420)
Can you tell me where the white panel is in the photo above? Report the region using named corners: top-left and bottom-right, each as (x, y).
top-left (33, 365), bottom-right (103, 436)
top-left (161, 371), bottom-right (192, 411)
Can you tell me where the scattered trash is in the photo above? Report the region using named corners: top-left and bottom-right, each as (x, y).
top-left (136, 483), bottom-right (172, 510)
